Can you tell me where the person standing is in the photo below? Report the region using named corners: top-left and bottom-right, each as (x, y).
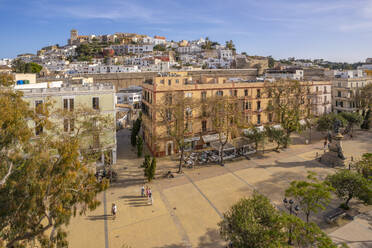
top-left (111, 203), bottom-right (117, 220)
top-left (149, 189), bottom-right (153, 205)
top-left (141, 185), bottom-right (145, 197)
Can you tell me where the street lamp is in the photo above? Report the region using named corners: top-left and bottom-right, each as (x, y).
top-left (283, 198), bottom-right (300, 245)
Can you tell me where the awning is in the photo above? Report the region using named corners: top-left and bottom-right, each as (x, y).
top-left (202, 133), bottom-right (226, 143)
top-left (210, 141), bottom-right (235, 151)
top-left (273, 124), bottom-right (282, 130)
top-left (243, 126), bottom-right (264, 135)
top-left (184, 136), bottom-right (200, 142)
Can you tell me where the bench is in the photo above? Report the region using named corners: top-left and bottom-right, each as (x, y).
top-left (324, 208), bottom-right (346, 224)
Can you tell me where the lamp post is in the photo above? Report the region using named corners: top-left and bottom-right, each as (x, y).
top-left (283, 198), bottom-right (300, 245)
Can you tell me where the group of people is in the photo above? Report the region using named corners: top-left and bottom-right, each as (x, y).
top-left (141, 185), bottom-right (153, 205)
top-left (110, 185), bottom-right (154, 220)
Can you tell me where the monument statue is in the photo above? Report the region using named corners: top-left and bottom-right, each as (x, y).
top-left (320, 119), bottom-right (346, 167)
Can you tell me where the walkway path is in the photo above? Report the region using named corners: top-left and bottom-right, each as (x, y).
top-left (66, 130), bottom-right (372, 248)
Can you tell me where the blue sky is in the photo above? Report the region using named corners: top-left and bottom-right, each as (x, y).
top-left (0, 0), bottom-right (371, 62)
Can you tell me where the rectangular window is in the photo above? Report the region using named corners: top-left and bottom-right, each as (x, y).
top-left (268, 113), bottom-right (273, 122)
top-left (256, 89), bottom-right (261, 98)
top-left (234, 90), bottom-right (237, 96)
top-left (35, 100), bottom-right (43, 114)
top-left (244, 115), bottom-right (249, 123)
top-left (64, 119), bottom-right (75, 132)
top-left (35, 122), bottom-right (43, 136)
top-left (160, 79), bottom-right (164, 84)
top-left (201, 91), bottom-right (207, 100)
top-left (63, 99), bottom-right (68, 110)
top-left (202, 120), bottom-right (207, 132)
top-left (324, 96), bottom-right (327, 102)
top-left (175, 79), bottom-right (179, 84)
top-left (257, 114), bottom-right (261, 124)
top-left (185, 92), bottom-right (193, 98)
top-left (244, 89), bottom-right (248, 96)
top-left (168, 79), bottom-right (171, 86)
top-left (257, 101), bottom-right (261, 110)
top-left (216, 91), bottom-right (223, 96)
top-left (64, 119), bottom-right (69, 132)
top-left (340, 101), bottom-right (344, 107)
top-left (337, 91), bottom-right (341, 97)
top-left (92, 97), bottom-right (99, 110)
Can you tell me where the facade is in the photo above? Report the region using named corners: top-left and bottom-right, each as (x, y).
top-left (141, 72), bottom-right (331, 157)
top-left (265, 69), bottom-right (304, 80)
top-left (16, 82), bottom-right (117, 165)
top-left (116, 86), bottom-right (142, 109)
top-left (332, 77), bottom-right (372, 113)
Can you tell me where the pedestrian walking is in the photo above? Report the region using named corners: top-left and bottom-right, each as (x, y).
top-left (146, 186), bottom-right (150, 197)
top-left (141, 185), bottom-right (145, 197)
top-left (111, 203), bottom-right (117, 220)
top-left (323, 138), bottom-right (327, 150)
top-left (149, 190), bottom-right (153, 205)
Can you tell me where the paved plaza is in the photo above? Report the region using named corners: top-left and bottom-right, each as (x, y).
top-left (67, 130), bottom-right (372, 248)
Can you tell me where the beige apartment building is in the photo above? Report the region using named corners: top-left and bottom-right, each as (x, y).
top-left (17, 82), bottom-right (117, 165)
top-left (332, 77), bottom-right (372, 113)
top-left (141, 72), bottom-right (331, 157)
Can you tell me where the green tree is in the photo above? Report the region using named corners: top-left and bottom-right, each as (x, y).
top-left (285, 172), bottom-right (334, 223)
top-left (264, 126), bottom-right (287, 151)
top-left (12, 60), bottom-right (43, 74)
top-left (143, 155), bottom-right (151, 178)
top-left (146, 157), bottom-right (156, 182)
top-left (268, 56), bottom-right (275, 68)
top-left (265, 80), bottom-right (309, 147)
top-left (316, 113), bottom-right (345, 135)
top-left (339, 112), bottom-right (362, 136)
top-left (225, 40), bottom-right (236, 51)
top-left (219, 192), bottom-right (286, 248)
top-left (219, 192), bottom-right (340, 248)
top-left (354, 153), bottom-right (372, 179)
top-left (142, 155), bottom-right (151, 168)
top-left (208, 95), bottom-right (243, 164)
top-left (136, 135), bottom-right (143, 157)
top-left (0, 75), bottom-right (110, 247)
top-left (244, 127), bottom-right (266, 151)
top-left (354, 84), bottom-right (372, 129)
top-left (130, 117), bottom-right (142, 147)
top-left (153, 44), bottom-right (166, 51)
top-left (156, 93), bottom-right (197, 173)
top-left (284, 214), bottom-right (340, 248)
top-left (327, 169), bottom-right (372, 208)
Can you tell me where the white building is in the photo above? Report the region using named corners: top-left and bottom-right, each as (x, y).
top-left (218, 49), bottom-right (233, 60)
top-left (332, 77), bottom-right (372, 113)
top-left (334, 69), bottom-right (364, 79)
top-left (126, 44), bottom-right (154, 54)
top-left (265, 69), bottom-right (304, 80)
top-left (116, 86), bottom-right (142, 109)
top-left (177, 45), bottom-right (202, 54)
top-left (309, 83), bottom-right (332, 116)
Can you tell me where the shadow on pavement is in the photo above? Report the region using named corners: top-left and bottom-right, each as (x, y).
top-left (86, 214), bottom-right (112, 221)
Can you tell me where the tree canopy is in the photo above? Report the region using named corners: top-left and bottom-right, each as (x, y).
top-left (0, 74), bottom-right (111, 247)
top-left (327, 169), bottom-right (372, 208)
top-left (12, 60), bottom-right (43, 74)
top-left (219, 192), bottom-right (340, 248)
top-left (285, 172), bottom-right (333, 223)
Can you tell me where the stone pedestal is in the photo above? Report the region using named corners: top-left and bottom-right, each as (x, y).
top-left (320, 133), bottom-right (346, 167)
